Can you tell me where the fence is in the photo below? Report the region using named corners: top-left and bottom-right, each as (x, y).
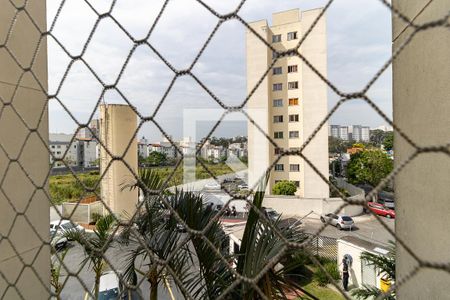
top-left (62, 199), bottom-right (104, 225)
top-left (0, 0), bottom-right (449, 300)
top-left (304, 233), bottom-right (338, 261)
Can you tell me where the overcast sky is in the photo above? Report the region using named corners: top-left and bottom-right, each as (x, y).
top-left (47, 0), bottom-right (393, 142)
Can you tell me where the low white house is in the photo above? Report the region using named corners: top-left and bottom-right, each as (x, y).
top-left (337, 236), bottom-right (391, 291)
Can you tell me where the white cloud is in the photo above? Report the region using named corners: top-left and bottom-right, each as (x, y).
top-left (47, 0), bottom-right (393, 140)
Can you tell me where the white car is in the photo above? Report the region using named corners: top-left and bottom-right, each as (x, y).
top-left (50, 229), bottom-right (68, 250)
top-left (320, 213), bottom-right (354, 230)
top-left (84, 271), bottom-right (142, 300)
top-left (50, 220), bottom-right (85, 240)
top-left (203, 182), bottom-right (221, 190)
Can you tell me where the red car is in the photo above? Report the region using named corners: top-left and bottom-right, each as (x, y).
top-left (367, 202), bottom-right (395, 219)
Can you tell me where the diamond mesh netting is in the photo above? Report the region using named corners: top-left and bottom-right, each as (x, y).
top-left (1, 0), bottom-right (449, 299)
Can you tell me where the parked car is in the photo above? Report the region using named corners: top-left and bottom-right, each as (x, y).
top-left (366, 202), bottom-right (395, 219)
top-left (377, 191), bottom-right (395, 210)
top-left (203, 182), bottom-right (221, 190)
top-left (320, 213), bottom-right (354, 230)
top-left (50, 229), bottom-right (68, 250)
top-left (84, 271), bottom-right (142, 300)
top-left (262, 207), bottom-right (281, 221)
top-left (237, 184), bottom-right (249, 190)
top-left (50, 220), bottom-right (85, 240)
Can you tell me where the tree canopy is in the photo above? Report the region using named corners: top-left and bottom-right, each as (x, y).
top-left (272, 180), bottom-right (297, 196)
top-left (383, 132), bottom-right (394, 151)
top-left (346, 149), bottom-right (393, 187)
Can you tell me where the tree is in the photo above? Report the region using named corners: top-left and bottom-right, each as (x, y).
top-left (351, 241), bottom-right (395, 299)
top-left (383, 132), bottom-right (394, 151)
top-left (346, 149), bottom-right (393, 187)
top-left (121, 170), bottom-right (310, 299)
top-left (329, 136), bottom-right (353, 154)
top-left (146, 151), bottom-right (167, 166)
top-left (64, 214), bottom-right (117, 299)
top-left (370, 129), bottom-right (386, 147)
top-left (272, 180), bottom-right (297, 195)
top-left (51, 249), bottom-right (69, 299)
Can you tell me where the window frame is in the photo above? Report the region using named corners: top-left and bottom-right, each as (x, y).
top-left (272, 83), bottom-right (282, 91)
top-left (289, 131), bottom-right (299, 139)
top-left (289, 164), bottom-right (300, 172)
top-left (272, 34), bottom-right (281, 43)
top-left (288, 81), bottom-right (299, 90)
top-left (274, 164), bottom-right (284, 172)
top-left (287, 31), bottom-right (298, 41)
top-left (273, 115), bottom-right (283, 123)
top-left (272, 67), bottom-right (282, 75)
top-left (288, 65), bottom-right (298, 73)
top-left (273, 99), bottom-right (283, 107)
top-left (288, 98), bottom-right (299, 106)
top-left (274, 131), bottom-right (284, 139)
top-left (289, 114), bottom-right (299, 122)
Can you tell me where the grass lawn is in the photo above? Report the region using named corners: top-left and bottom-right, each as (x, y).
top-left (301, 281), bottom-right (345, 300)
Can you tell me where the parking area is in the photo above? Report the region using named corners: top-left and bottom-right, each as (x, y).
top-left (301, 214), bottom-right (395, 245)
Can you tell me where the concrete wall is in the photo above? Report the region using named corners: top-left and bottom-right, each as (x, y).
top-left (0, 1), bottom-right (50, 298)
top-left (393, 1), bottom-right (450, 298)
top-left (99, 104), bottom-right (138, 219)
top-left (263, 178), bottom-right (364, 218)
top-left (337, 237), bottom-right (387, 289)
top-left (300, 9), bottom-right (329, 199)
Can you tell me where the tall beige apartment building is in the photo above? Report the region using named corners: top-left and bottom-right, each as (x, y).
top-left (247, 8), bottom-right (329, 198)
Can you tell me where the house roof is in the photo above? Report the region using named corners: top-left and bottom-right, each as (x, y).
top-left (338, 235), bottom-right (389, 255)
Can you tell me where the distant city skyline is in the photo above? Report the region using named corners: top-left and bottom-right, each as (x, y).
top-left (48, 0), bottom-right (393, 141)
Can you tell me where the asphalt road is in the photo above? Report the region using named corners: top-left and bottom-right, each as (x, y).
top-left (301, 214), bottom-right (395, 245)
top-left (56, 241), bottom-right (185, 300)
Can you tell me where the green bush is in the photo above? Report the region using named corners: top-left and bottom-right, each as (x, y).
top-left (272, 180), bottom-right (297, 195)
top-left (314, 262), bottom-right (341, 286)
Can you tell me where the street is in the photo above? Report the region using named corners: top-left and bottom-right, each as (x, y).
top-left (56, 241), bottom-right (185, 300)
top-left (301, 214), bottom-right (395, 245)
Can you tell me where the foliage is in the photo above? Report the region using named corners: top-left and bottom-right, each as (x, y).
top-left (51, 249), bottom-right (69, 299)
top-left (63, 214), bottom-right (117, 299)
top-left (346, 149), bottom-right (393, 187)
top-left (313, 262), bottom-right (341, 286)
top-left (49, 172), bottom-right (100, 204)
top-left (383, 132), bottom-right (394, 151)
top-left (240, 155), bottom-right (248, 164)
top-left (121, 170), bottom-right (309, 299)
top-left (272, 180), bottom-right (298, 195)
top-left (146, 151), bottom-right (168, 166)
top-left (352, 143), bottom-right (365, 149)
top-left (328, 136), bottom-right (353, 154)
top-left (207, 136), bottom-right (247, 148)
top-left (351, 241), bottom-right (396, 299)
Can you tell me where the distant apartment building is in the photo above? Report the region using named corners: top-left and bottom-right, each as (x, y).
top-left (179, 136), bottom-right (196, 156)
top-left (329, 125), bottom-right (349, 140)
top-left (228, 143), bottom-right (248, 158)
top-left (352, 125), bottom-right (370, 142)
top-left (138, 136), bottom-right (149, 159)
top-left (49, 133), bottom-right (98, 168)
top-left (247, 8), bottom-right (329, 197)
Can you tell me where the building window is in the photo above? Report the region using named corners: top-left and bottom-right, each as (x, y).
top-left (272, 67), bottom-right (282, 75)
top-left (274, 131), bottom-right (283, 139)
top-left (288, 81), bottom-right (299, 90)
top-left (289, 131), bottom-right (299, 139)
top-left (287, 31), bottom-right (298, 41)
top-left (273, 99), bottom-right (283, 107)
top-left (272, 34), bottom-right (281, 43)
top-left (290, 147), bottom-right (301, 152)
top-left (273, 115), bottom-right (283, 123)
top-left (51, 145), bottom-right (55, 149)
top-left (57, 145), bottom-right (61, 149)
top-left (272, 83), bottom-right (282, 91)
top-left (289, 114), bottom-right (299, 122)
top-left (274, 148), bottom-right (283, 155)
top-left (272, 52), bottom-right (279, 60)
top-left (288, 65), bottom-right (298, 73)
top-left (290, 164), bottom-right (300, 172)
top-left (289, 98), bottom-right (299, 106)
top-left (293, 181), bottom-right (300, 187)
top-left (275, 180), bottom-right (281, 184)
top-left (274, 164), bottom-right (284, 171)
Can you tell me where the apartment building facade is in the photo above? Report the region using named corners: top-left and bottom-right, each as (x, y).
top-left (247, 8), bottom-right (329, 197)
top-left (352, 125), bottom-right (370, 142)
top-left (329, 125), bottom-right (349, 140)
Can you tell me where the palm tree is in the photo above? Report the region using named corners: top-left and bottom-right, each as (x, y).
top-left (64, 214), bottom-right (116, 299)
top-left (121, 169), bottom-right (193, 300)
top-left (351, 241), bottom-right (396, 300)
top-left (51, 249), bottom-right (69, 299)
top-left (122, 169), bottom-right (313, 299)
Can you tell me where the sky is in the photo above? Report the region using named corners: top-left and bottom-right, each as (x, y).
top-left (47, 0), bottom-right (393, 142)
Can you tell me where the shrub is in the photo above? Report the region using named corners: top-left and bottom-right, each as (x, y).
top-left (314, 262), bottom-right (341, 286)
top-left (272, 180), bottom-right (297, 195)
